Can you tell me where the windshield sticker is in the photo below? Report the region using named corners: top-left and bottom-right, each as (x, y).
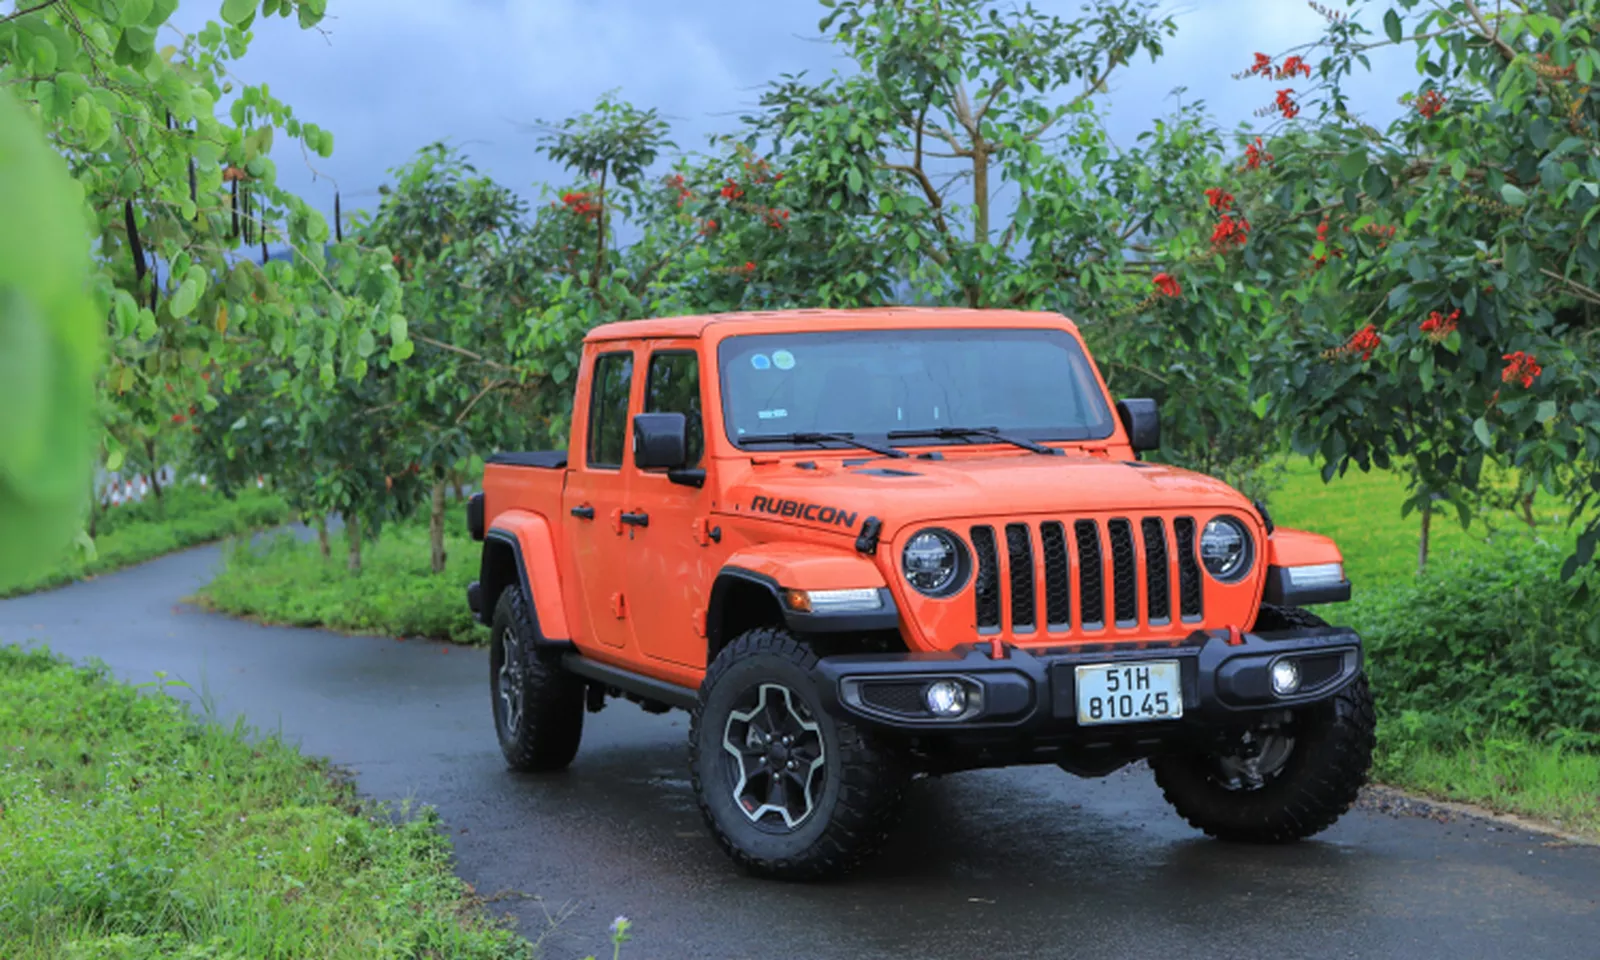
top-left (772, 349), bottom-right (795, 370)
top-left (757, 408), bottom-right (789, 420)
top-left (750, 353), bottom-right (772, 370)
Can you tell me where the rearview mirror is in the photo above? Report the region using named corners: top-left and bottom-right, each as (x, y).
top-left (633, 412), bottom-right (688, 470)
top-left (1116, 399), bottom-right (1160, 454)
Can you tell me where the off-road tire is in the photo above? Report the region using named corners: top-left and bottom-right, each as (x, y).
top-left (489, 586), bottom-right (585, 772)
top-left (1151, 606), bottom-right (1376, 843)
top-left (689, 626), bottom-right (910, 881)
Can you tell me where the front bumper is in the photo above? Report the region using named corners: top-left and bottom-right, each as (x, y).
top-left (811, 624), bottom-right (1362, 737)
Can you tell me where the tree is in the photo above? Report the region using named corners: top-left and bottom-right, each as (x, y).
top-left (0, 0), bottom-right (407, 544)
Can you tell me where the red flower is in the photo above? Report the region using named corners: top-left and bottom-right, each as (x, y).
top-left (1417, 89), bottom-right (1446, 119)
top-left (1277, 55), bottom-right (1312, 79)
top-left (1210, 214), bottom-right (1251, 252)
top-left (1344, 324), bottom-right (1381, 361)
top-left (1501, 351), bottom-right (1542, 388)
top-left (1152, 272), bottom-right (1182, 298)
top-left (720, 178), bottom-right (745, 200)
top-left (1247, 52), bottom-right (1273, 76)
top-left (762, 208), bottom-right (790, 229)
top-left (1244, 137), bottom-right (1273, 170)
top-left (1420, 308), bottom-right (1460, 340)
top-left (1275, 89), bottom-right (1300, 119)
top-left (698, 219), bottom-right (718, 235)
top-left (1204, 187), bottom-right (1234, 211)
top-left (171, 413), bottom-right (187, 424)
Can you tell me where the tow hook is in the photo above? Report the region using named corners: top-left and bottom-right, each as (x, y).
top-left (988, 637), bottom-right (1006, 659)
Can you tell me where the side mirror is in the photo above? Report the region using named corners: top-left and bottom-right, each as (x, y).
top-left (633, 412), bottom-right (689, 470)
top-left (1116, 398), bottom-right (1160, 454)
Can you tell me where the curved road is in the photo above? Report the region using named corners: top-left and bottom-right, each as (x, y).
top-left (3, 543), bottom-right (1598, 959)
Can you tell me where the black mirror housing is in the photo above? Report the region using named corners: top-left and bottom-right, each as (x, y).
top-left (1116, 398), bottom-right (1160, 453)
top-left (633, 412), bottom-right (689, 470)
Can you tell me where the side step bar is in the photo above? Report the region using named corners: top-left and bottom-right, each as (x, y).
top-left (561, 653), bottom-right (699, 712)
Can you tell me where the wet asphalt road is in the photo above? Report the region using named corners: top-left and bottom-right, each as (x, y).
top-left (3, 544), bottom-right (1599, 960)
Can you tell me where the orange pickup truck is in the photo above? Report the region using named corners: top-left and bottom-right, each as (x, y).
top-left (466, 307), bottom-right (1374, 880)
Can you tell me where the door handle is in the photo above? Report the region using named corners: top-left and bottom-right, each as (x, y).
top-left (620, 511), bottom-right (650, 527)
top-left (570, 505), bottom-right (596, 520)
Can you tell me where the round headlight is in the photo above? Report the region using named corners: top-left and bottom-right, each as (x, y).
top-left (1200, 516), bottom-right (1254, 582)
top-left (903, 528), bottom-right (967, 597)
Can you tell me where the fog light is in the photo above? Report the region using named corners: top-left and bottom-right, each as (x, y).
top-left (925, 680), bottom-right (968, 717)
top-left (1271, 659), bottom-right (1302, 696)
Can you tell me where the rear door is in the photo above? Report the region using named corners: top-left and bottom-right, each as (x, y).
top-left (624, 343), bottom-right (716, 668)
top-left (562, 344), bottom-right (639, 651)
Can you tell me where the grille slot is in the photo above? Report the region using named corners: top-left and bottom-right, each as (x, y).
top-left (1040, 521), bottom-right (1071, 631)
top-left (1174, 516), bottom-right (1203, 620)
top-left (1005, 523), bottom-right (1036, 632)
top-left (971, 525), bottom-right (1001, 633)
top-left (1142, 517), bottom-right (1171, 625)
top-left (1074, 520), bottom-right (1105, 629)
top-left (1107, 519), bottom-right (1139, 627)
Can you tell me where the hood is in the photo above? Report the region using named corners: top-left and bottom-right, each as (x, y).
top-left (720, 451), bottom-right (1252, 538)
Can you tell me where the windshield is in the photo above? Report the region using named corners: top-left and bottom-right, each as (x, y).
top-left (717, 327), bottom-right (1116, 449)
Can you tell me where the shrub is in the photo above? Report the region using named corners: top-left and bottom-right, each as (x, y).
top-left (1351, 534), bottom-right (1600, 751)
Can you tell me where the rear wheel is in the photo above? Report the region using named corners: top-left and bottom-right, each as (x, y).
top-left (689, 627), bottom-right (910, 880)
top-left (1150, 606), bottom-right (1376, 843)
top-left (489, 586), bottom-right (585, 771)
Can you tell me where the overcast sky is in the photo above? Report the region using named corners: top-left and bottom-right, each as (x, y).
top-left (168, 0), bottom-right (1412, 230)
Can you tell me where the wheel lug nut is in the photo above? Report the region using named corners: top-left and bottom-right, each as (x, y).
top-left (787, 759), bottom-right (796, 769)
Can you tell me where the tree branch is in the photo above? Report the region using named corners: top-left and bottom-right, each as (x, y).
top-left (2, 0), bottom-right (59, 23)
top-left (880, 163), bottom-right (952, 238)
top-left (1541, 267), bottom-right (1600, 306)
top-left (1461, 0), bottom-right (1518, 61)
top-left (454, 378), bottom-right (512, 424)
top-left (412, 334), bottom-right (516, 372)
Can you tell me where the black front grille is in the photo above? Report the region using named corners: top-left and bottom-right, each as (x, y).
top-left (1107, 519), bottom-right (1138, 626)
top-left (1005, 523), bottom-right (1035, 632)
top-left (1074, 520), bottom-right (1105, 629)
top-left (1174, 517), bottom-right (1203, 620)
top-left (971, 525), bottom-right (1001, 632)
top-left (1142, 517), bottom-right (1171, 625)
top-left (1040, 521), bottom-right (1071, 630)
top-left (859, 681), bottom-right (928, 717)
top-left (961, 515), bottom-right (1204, 637)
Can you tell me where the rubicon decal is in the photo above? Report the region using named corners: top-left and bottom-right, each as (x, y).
top-left (749, 495), bottom-right (859, 528)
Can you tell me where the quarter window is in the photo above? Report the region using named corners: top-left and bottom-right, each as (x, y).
top-left (587, 352), bottom-right (633, 468)
top-left (644, 350), bottom-right (704, 467)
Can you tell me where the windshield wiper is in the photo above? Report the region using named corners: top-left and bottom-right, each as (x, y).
top-left (886, 426), bottom-right (1063, 456)
top-left (739, 431), bottom-right (909, 459)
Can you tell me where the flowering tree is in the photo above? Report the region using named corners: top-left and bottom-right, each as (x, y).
top-left (1174, 0), bottom-right (1600, 576)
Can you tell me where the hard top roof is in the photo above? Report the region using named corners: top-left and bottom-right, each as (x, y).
top-left (582, 306), bottom-right (1079, 342)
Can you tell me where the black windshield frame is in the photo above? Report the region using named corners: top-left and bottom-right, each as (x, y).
top-left (715, 327), bottom-right (1117, 452)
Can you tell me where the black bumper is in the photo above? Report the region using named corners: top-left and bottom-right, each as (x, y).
top-left (811, 625), bottom-right (1362, 737)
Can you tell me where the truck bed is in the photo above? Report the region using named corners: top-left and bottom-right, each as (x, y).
top-left (482, 453), bottom-right (568, 534)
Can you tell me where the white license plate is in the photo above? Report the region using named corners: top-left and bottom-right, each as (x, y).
top-left (1075, 661), bottom-right (1183, 725)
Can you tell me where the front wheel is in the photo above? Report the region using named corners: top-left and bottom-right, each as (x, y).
top-left (689, 627), bottom-right (910, 880)
top-left (1150, 673), bottom-right (1377, 843)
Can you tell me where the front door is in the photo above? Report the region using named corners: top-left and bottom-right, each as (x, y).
top-left (624, 344), bottom-right (716, 668)
top-left (562, 346), bottom-right (638, 650)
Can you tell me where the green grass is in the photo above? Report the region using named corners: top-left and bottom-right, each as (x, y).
top-left (1373, 733), bottom-right (1600, 836)
top-left (0, 484), bottom-right (291, 599)
top-left (196, 501), bottom-right (485, 645)
top-left (0, 643), bottom-right (529, 959)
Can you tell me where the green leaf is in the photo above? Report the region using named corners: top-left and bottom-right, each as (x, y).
top-left (1537, 400), bottom-right (1558, 423)
top-left (389, 315), bottom-right (408, 342)
top-left (1500, 183), bottom-right (1528, 207)
top-left (1383, 8), bottom-right (1402, 43)
top-left (220, 0), bottom-right (255, 25)
top-left (168, 279), bottom-right (199, 318)
top-left (355, 329), bottom-right (375, 357)
top-left (387, 338), bottom-right (415, 362)
top-left (1473, 417), bottom-right (1492, 447)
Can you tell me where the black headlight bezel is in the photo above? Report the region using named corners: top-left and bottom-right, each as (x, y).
top-left (1199, 514), bottom-right (1255, 583)
top-left (901, 527), bottom-right (972, 598)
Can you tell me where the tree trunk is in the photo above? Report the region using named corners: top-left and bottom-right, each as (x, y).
top-left (429, 481), bottom-right (447, 574)
top-left (144, 439), bottom-right (163, 506)
top-left (1417, 495), bottom-right (1433, 576)
top-left (316, 516), bottom-right (331, 559)
top-left (593, 165), bottom-right (608, 287)
top-left (1521, 490), bottom-right (1538, 530)
top-left (346, 515), bottom-right (363, 573)
top-left (972, 142), bottom-right (990, 246)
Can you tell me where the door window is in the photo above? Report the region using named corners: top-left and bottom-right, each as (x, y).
top-left (587, 352), bottom-right (634, 468)
top-left (644, 350), bottom-right (704, 467)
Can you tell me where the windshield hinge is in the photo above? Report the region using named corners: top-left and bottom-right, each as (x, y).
top-left (855, 516), bottom-right (882, 556)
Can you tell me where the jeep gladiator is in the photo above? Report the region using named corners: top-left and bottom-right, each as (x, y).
top-left (466, 307), bottom-right (1374, 880)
